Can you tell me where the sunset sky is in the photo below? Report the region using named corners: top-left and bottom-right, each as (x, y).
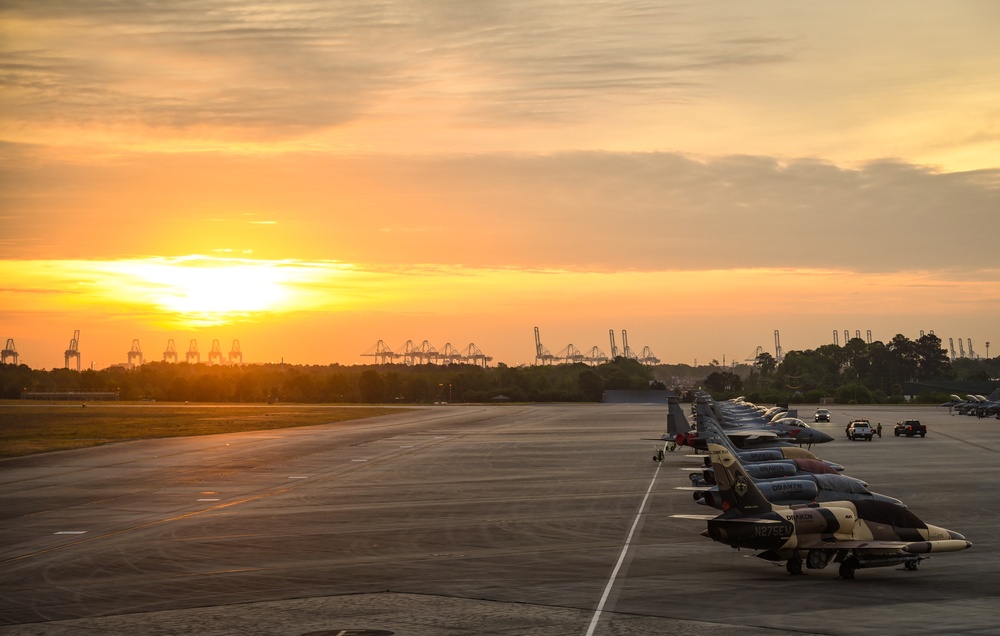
top-left (2, 1), bottom-right (998, 370)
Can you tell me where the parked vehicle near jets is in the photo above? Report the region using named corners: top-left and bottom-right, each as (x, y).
top-left (814, 408), bottom-right (831, 422)
top-left (894, 420), bottom-right (927, 437)
top-left (847, 420), bottom-right (874, 441)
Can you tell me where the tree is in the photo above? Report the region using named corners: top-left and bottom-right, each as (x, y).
top-left (703, 371), bottom-right (742, 394)
top-left (358, 369), bottom-right (386, 403)
top-left (755, 352), bottom-right (777, 375)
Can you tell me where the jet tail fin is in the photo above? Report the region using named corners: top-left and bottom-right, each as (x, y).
top-left (667, 395), bottom-right (692, 437)
top-left (707, 443), bottom-right (773, 515)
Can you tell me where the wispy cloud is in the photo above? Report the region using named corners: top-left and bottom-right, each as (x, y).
top-left (2, 149), bottom-right (998, 275)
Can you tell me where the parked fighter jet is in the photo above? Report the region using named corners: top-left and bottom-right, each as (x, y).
top-left (675, 395), bottom-right (834, 449)
top-left (940, 390), bottom-right (999, 417)
top-left (653, 394), bottom-right (843, 470)
top-left (680, 413), bottom-right (902, 509)
top-left (688, 443), bottom-right (972, 578)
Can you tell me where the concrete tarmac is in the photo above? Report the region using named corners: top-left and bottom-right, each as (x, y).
top-left (1, 403), bottom-right (998, 635)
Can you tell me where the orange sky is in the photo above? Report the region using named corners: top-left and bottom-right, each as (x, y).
top-left (2, 2), bottom-right (998, 369)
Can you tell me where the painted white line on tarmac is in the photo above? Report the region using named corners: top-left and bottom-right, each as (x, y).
top-left (585, 459), bottom-right (662, 636)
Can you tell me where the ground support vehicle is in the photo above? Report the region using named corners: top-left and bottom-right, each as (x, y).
top-left (894, 420), bottom-right (927, 437)
top-left (847, 420), bottom-right (874, 441)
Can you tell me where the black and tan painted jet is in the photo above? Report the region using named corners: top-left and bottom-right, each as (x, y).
top-left (676, 397), bottom-right (903, 509)
top-left (674, 442), bottom-right (972, 578)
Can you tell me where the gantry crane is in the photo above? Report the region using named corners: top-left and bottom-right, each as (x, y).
top-left (620, 330), bottom-right (636, 360)
top-left (361, 340), bottom-right (396, 364)
top-left (534, 327), bottom-right (554, 365)
top-left (163, 339), bottom-right (178, 363)
top-left (186, 339), bottom-right (200, 364)
top-left (228, 340), bottom-right (242, 364)
top-left (127, 339), bottom-right (143, 366)
top-left (208, 339), bottom-right (223, 365)
top-left (1, 338), bottom-right (17, 365)
top-left (64, 330), bottom-right (81, 371)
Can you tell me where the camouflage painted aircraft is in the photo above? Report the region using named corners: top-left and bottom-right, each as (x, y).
top-left (650, 395), bottom-right (843, 470)
top-left (698, 396), bottom-right (835, 448)
top-left (681, 443), bottom-right (972, 578)
top-left (678, 407), bottom-right (902, 509)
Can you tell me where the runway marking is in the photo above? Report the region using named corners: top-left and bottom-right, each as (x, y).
top-left (54, 531), bottom-right (87, 535)
top-left (197, 498), bottom-right (220, 502)
top-left (585, 459), bottom-right (662, 636)
top-left (288, 476), bottom-right (309, 479)
top-left (351, 459), bottom-right (368, 462)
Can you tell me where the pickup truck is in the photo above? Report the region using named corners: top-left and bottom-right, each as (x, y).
top-left (894, 420), bottom-right (927, 437)
top-left (846, 420), bottom-right (874, 441)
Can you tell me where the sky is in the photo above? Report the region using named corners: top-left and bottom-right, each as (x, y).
top-left (2, 1), bottom-right (999, 370)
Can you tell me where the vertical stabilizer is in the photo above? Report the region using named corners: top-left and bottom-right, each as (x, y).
top-left (666, 395), bottom-right (692, 437)
top-left (707, 443), bottom-right (773, 514)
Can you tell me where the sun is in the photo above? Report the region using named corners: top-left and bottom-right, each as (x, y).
top-left (124, 257), bottom-right (294, 322)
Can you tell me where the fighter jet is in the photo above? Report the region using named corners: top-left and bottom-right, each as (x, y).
top-left (680, 412), bottom-right (902, 509)
top-left (653, 394), bottom-right (843, 470)
top-left (687, 443), bottom-right (972, 578)
top-left (673, 395), bottom-right (834, 450)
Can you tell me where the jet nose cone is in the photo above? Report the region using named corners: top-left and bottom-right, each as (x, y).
top-left (814, 430), bottom-right (835, 443)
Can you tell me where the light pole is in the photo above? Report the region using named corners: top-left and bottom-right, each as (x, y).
top-left (986, 341), bottom-right (990, 360)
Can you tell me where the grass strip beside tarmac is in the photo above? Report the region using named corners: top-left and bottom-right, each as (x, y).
top-left (0, 403), bottom-right (410, 459)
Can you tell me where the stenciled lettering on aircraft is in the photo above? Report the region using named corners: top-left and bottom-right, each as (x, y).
top-left (753, 525), bottom-right (792, 538)
top-left (768, 483), bottom-right (804, 493)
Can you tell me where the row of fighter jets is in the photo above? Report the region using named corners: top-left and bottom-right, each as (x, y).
top-left (654, 394), bottom-right (972, 579)
top-left (941, 390), bottom-right (1000, 417)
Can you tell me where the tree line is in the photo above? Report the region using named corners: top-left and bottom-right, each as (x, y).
top-left (0, 357), bottom-right (661, 404)
top-left (701, 333), bottom-right (998, 404)
top-left (2, 333), bottom-right (995, 404)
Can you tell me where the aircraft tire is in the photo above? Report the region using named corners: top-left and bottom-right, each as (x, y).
top-left (786, 558), bottom-right (803, 575)
top-left (905, 560), bottom-right (919, 571)
top-left (839, 557), bottom-right (859, 579)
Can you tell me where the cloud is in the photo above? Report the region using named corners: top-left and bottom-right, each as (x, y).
top-left (2, 146), bottom-right (998, 276)
top-left (1, 1), bottom-right (794, 138)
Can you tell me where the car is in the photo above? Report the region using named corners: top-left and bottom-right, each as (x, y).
top-left (846, 420), bottom-right (874, 441)
top-left (814, 408), bottom-right (831, 422)
top-left (894, 420), bottom-right (927, 437)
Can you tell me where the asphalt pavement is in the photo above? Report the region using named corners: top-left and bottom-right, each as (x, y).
top-left (1, 403), bottom-right (998, 635)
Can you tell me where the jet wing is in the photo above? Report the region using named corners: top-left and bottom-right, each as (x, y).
top-left (725, 430), bottom-right (781, 444)
top-left (794, 537), bottom-right (970, 554)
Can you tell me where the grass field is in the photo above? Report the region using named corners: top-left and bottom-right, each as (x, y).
top-left (0, 402), bottom-right (412, 459)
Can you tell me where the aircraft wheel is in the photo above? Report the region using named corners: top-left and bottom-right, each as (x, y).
top-left (904, 560), bottom-right (919, 571)
top-left (786, 558), bottom-right (803, 575)
top-left (839, 557), bottom-right (859, 579)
